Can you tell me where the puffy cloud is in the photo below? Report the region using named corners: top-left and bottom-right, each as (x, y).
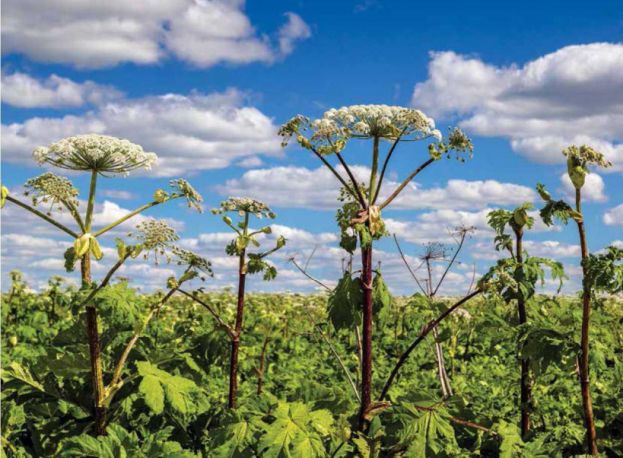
top-left (1, 0), bottom-right (310, 68)
top-left (559, 172), bottom-right (607, 202)
top-left (1, 71), bottom-right (122, 108)
top-left (412, 43), bottom-right (623, 170)
top-left (385, 208), bottom-right (554, 245)
top-left (604, 203), bottom-right (623, 227)
top-left (1, 89), bottom-right (283, 176)
top-left (215, 165), bottom-right (535, 210)
top-left (278, 13), bottom-right (312, 56)
top-left (523, 240), bottom-right (580, 258)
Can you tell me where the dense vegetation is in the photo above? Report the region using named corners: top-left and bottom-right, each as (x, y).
top-left (2, 112), bottom-right (622, 457)
top-left (2, 278), bottom-right (623, 456)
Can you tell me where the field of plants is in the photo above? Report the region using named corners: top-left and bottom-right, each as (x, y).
top-left (1, 107), bottom-right (622, 457)
top-left (2, 279), bottom-right (623, 457)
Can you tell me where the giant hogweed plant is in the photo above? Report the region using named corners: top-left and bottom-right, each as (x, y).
top-left (279, 105), bottom-right (473, 430)
top-left (183, 197), bottom-right (286, 409)
top-left (2, 242), bottom-right (213, 454)
top-left (483, 203), bottom-right (566, 439)
top-left (0, 134), bottom-right (203, 435)
top-left (536, 145), bottom-right (621, 457)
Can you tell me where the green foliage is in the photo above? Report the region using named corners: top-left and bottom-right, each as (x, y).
top-left (536, 183), bottom-right (582, 226)
top-left (60, 424), bottom-right (197, 457)
top-left (394, 401), bottom-right (460, 457)
top-left (136, 361), bottom-right (203, 416)
top-left (328, 272), bottom-right (363, 329)
top-left (518, 325), bottom-right (579, 376)
top-left (479, 256), bottom-right (566, 301)
top-left (335, 187), bottom-right (387, 254)
top-left (372, 272), bottom-right (392, 314)
top-left (585, 245), bottom-right (623, 294)
top-left (258, 401), bottom-right (333, 457)
top-left (2, 278), bottom-right (622, 457)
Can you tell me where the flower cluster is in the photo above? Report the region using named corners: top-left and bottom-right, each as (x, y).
top-left (24, 172), bottom-right (79, 212)
top-left (33, 134), bottom-right (158, 175)
top-left (563, 145), bottom-right (612, 189)
top-left (170, 179), bottom-right (203, 212)
top-left (279, 105), bottom-right (441, 154)
top-left (172, 246), bottom-right (213, 275)
top-left (212, 197), bottom-right (275, 219)
top-left (322, 105), bottom-right (440, 139)
top-left (129, 219), bottom-right (179, 263)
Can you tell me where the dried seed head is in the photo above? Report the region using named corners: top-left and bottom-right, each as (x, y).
top-left (33, 134), bottom-right (157, 175)
top-left (24, 172), bottom-right (79, 212)
top-left (421, 242), bottom-right (447, 261)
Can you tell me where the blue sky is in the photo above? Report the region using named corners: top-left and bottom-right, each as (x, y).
top-left (1, 0), bottom-right (622, 294)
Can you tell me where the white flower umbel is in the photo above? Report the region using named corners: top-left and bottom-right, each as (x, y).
top-left (279, 105), bottom-right (442, 155)
top-left (33, 134), bottom-right (157, 175)
top-left (322, 104), bottom-right (439, 139)
top-left (212, 197), bottom-right (275, 219)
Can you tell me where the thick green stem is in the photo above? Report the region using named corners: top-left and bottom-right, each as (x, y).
top-left (575, 188), bottom-right (598, 457)
top-left (82, 170), bottom-right (107, 436)
top-left (93, 201), bottom-right (161, 237)
top-left (368, 136), bottom-right (380, 203)
top-left (5, 195), bottom-right (78, 238)
top-left (358, 241), bottom-right (373, 431)
top-left (379, 158), bottom-right (435, 210)
top-left (229, 213), bottom-right (249, 409)
top-left (85, 170), bottom-right (98, 232)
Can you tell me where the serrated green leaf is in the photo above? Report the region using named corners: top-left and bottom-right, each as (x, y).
top-left (139, 375), bottom-right (165, 415)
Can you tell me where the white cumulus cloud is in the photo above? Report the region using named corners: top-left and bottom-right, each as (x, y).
top-left (215, 165), bottom-right (536, 210)
top-left (412, 43), bottom-right (623, 170)
top-left (1, 0), bottom-right (310, 68)
top-left (1, 71), bottom-right (122, 108)
top-left (604, 203), bottom-right (623, 227)
top-left (1, 88), bottom-right (283, 176)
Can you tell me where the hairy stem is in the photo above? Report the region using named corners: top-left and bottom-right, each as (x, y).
top-left (575, 188), bottom-right (598, 457)
top-left (229, 213), bottom-right (249, 409)
top-left (358, 242), bottom-right (373, 431)
top-left (82, 170), bottom-right (106, 436)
